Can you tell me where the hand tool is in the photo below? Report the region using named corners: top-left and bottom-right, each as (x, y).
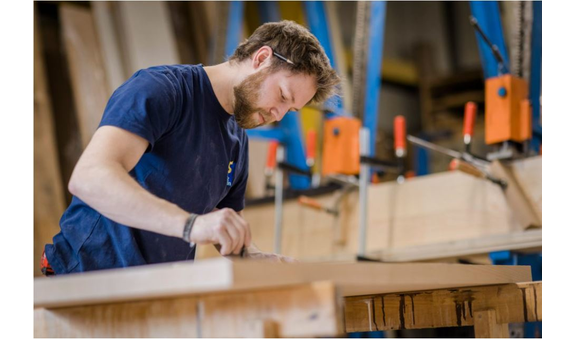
top-left (449, 158), bottom-right (507, 190)
top-left (463, 101), bottom-right (477, 154)
top-left (215, 244), bottom-right (248, 260)
top-left (394, 115), bottom-right (406, 183)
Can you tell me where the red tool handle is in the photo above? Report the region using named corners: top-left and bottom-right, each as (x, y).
top-left (298, 195), bottom-right (324, 211)
top-left (306, 130), bottom-right (317, 162)
top-left (394, 115), bottom-right (406, 155)
top-left (463, 101), bottom-right (477, 139)
top-left (449, 159), bottom-right (458, 171)
top-left (449, 158), bottom-right (485, 179)
top-left (405, 170), bottom-right (415, 179)
top-left (266, 141), bottom-right (279, 170)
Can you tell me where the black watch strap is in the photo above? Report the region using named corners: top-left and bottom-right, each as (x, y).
top-left (182, 213), bottom-right (199, 245)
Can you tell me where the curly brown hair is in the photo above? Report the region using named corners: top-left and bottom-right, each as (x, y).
top-left (229, 20), bottom-right (341, 105)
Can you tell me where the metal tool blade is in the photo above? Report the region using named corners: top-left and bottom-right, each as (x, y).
top-left (407, 135), bottom-right (462, 159)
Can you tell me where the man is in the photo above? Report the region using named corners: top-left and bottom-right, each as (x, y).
top-left (42, 20), bottom-right (340, 275)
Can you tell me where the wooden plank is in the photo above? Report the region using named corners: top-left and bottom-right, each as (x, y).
top-left (244, 190), bottom-right (358, 257)
top-left (325, 1), bottom-right (353, 114)
top-left (474, 309), bottom-right (510, 338)
top-left (254, 320), bottom-right (280, 338)
top-left (114, 1), bottom-right (180, 75)
top-left (210, 1), bottom-right (230, 64)
top-left (490, 160), bottom-right (542, 229)
top-left (200, 281), bottom-right (342, 338)
top-left (248, 154), bottom-right (541, 261)
top-left (167, 2), bottom-right (197, 65)
top-left (344, 281), bottom-right (541, 332)
top-left (59, 4), bottom-right (110, 147)
top-left (188, 1), bottom-right (211, 64)
top-left (35, 258), bottom-right (233, 309)
top-left (35, 296), bottom-right (200, 337)
top-left (37, 2), bottom-right (85, 204)
top-left (91, 1), bottom-right (128, 91)
top-left (35, 282), bottom-right (341, 338)
top-left (371, 229), bottom-right (542, 262)
top-left (366, 171), bottom-right (523, 250)
top-left (34, 6), bottom-right (67, 277)
top-left (245, 171), bottom-right (524, 260)
top-left (34, 257), bottom-right (531, 309)
top-left (509, 156), bottom-right (542, 221)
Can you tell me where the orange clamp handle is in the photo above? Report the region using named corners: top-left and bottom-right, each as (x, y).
top-left (306, 130), bottom-right (317, 161)
top-left (405, 170), bottom-right (416, 179)
top-left (394, 115), bottom-right (406, 152)
top-left (266, 141), bottom-right (279, 169)
top-left (298, 195), bottom-right (323, 211)
top-left (463, 101), bottom-right (477, 139)
top-left (449, 159), bottom-right (458, 171)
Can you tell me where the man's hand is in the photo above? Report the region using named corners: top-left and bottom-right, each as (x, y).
top-left (190, 208), bottom-right (252, 255)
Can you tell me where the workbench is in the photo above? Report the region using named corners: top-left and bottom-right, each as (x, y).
top-left (34, 258), bottom-right (540, 338)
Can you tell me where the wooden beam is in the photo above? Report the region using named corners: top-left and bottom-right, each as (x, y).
top-left (367, 171), bottom-right (524, 250)
top-left (37, 2), bottom-right (85, 204)
top-left (199, 281), bottom-right (342, 337)
top-left (59, 3), bottom-right (110, 147)
top-left (509, 155), bottom-right (542, 222)
top-left (34, 257), bottom-right (531, 309)
top-left (34, 6), bottom-right (66, 277)
top-left (474, 309), bottom-right (510, 338)
top-left (490, 160), bottom-right (542, 229)
top-left (370, 229), bottom-right (541, 263)
top-left (35, 296), bottom-right (200, 337)
top-left (91, 1), bottom-right (128, 91)
top-left (344, 281), bottom-right (541, 333)
top-left (245, 171), bottom-right (524, 259)
top-left (35, 282), bottom-right (341, 338)
top-left (245, 155), bottom-right (542, 262)
top-left (250, 320), bottom-right (280, 338)
top-left (325, 1), bottom-right (353, 114)
top-left (188, 1), bottom-right (211, 64)
top-left (114, 1), bottom-right (180, 75)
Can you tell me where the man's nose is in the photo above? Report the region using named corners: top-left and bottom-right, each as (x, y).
top-left (273, 106), bottom-right (290, 121)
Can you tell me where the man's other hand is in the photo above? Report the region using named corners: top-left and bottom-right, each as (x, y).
top-left (190, 208), bottom-right (251, 255)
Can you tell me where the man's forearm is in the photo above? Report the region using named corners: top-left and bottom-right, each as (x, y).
top-left (69, 161), bottom-right (188, 239)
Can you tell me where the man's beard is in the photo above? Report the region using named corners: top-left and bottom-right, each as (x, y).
top-left (233, 70), bottom-right (272, 129)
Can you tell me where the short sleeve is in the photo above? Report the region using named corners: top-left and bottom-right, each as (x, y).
top-left (99, 68), bottom-right (182, 150)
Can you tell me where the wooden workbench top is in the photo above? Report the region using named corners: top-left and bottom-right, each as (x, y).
top-left (34, 258), bottom-right (531, 309)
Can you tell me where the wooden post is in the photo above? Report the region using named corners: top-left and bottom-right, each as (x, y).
top-left (474, 309), bottom-right (510, 338)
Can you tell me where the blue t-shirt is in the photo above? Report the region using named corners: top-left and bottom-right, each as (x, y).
top-left (45, 65), bottom-right (249, 274)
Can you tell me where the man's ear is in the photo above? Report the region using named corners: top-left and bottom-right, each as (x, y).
top-left (252, 46), bottom-right (273, 69)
